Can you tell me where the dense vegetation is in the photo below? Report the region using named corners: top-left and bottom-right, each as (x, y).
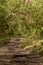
top-left (0, 0), bottom-right (43, 55)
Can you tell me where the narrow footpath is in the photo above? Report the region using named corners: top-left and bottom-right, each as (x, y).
top-left (0, 38), bottom-right (43, 65)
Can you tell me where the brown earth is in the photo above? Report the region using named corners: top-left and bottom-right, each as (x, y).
top-left (0, 38), bottom-right (43, 65)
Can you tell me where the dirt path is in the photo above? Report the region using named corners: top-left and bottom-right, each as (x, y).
top-left (0, 38), bottom-right (43, 65)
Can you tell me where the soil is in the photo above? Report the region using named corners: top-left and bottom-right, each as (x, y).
top-left (0, 38), bottom-right (43, 65)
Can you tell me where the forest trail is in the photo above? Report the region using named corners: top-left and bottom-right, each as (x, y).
top-left (0, 38), bottom-right (43, 65)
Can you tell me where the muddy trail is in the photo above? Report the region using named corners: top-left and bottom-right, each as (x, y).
top-left (0, 38), bottom-right (43, 65)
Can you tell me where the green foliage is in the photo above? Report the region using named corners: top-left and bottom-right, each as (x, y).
top-left (0, 37), bottom-right (9, 46)
top-left (0, 0), bottom-right (43, 55)
top-left (31, 40), bottom-right (43, 55)
top-left (0, 0), bottom-right (43, 39)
